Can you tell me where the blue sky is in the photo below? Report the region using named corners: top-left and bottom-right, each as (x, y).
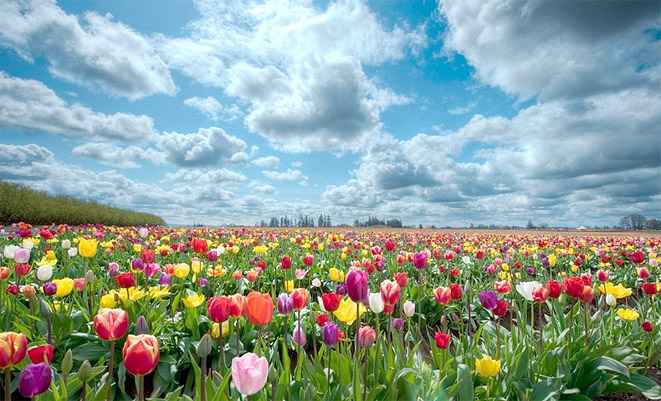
top-left (1, 0), bottom-right (659, 227)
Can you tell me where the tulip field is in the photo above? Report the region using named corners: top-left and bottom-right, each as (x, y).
top-left (0, 224), bottom-right (660, 401)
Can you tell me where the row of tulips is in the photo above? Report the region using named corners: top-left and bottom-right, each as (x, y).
top-left (0, 224), bottom-right (659, 400)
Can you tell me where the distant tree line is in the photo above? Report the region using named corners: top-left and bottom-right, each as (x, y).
top-left (259, 214), bottom-right (334, 227)
top-left (619, 214), bottom-right (660, 230)
top-left (353, 216), bottom-right (403, 228)
top-left (0, 180), bottom-right (166, 226)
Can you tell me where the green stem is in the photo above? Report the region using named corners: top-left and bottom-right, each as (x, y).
top-left (539, 302), bottom-right (544, 353)
top-left (583, 301), bottom-right (589, 346)
top-left (107, 340), bottom-right (115, 401)
top-left (4, 368), bottom-right (10, 401)
top-left (200, 356), bottom-right (207, 401)
top-left (138, 375), bottom-right (144, 401)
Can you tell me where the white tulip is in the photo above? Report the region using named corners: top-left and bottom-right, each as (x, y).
top-left (36, 265), bottom-right (53, 281)
top-left (68, 248), bottom-right (78, 257)
top-left (23, 241), bottom-right (34, 250)
top-left (369, 293), bottom-right (384, 314)
top-left (515, 281), bottom-right (541, 301)
top-left (3, 245), bottom-right (18, 259)
top-left (606, 294), bottom-right (617, 306)
top-left (61, 239), bottom-right (71, 250)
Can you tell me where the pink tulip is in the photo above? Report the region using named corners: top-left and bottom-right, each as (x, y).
top-left (231, 352), bottom-right (268, 396)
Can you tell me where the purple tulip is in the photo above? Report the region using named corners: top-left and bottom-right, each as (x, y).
top-left (322, 322), bottom-right (339, 347)
top-left (108, 263), bottom-right (119, 277)
top-left (526, 267), bottom-right (536, 276)
top-left (197, 278), bottom-right (208, 287)
top-left (478, 291), bottom-right (498, 310)
top-left (413, 252), bottom-right (428, 269)
top-left (277, 293), bottom-right (293, 315)
top-left (206, 251), bottom-right (218, 262)
top-left (131, 258), bottom-right (144, 272)
top-left (19, 363), bottom-right (52, 397)
top-left (158, 273), bottom-right (172, 287)
top-left (43, 282), bottom-right (57, 297)
top-left (541, 258), bottom-right (549, 267)
top-left (337, 284), bottom-right (347, 296)
top-left (392, 318), bottom-right (404, 331)
top-left (345, 269), bottom-right (368, 303)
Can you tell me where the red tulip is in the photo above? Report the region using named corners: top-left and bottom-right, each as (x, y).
top-left (642, 321), bottom-right (654, 332)
top-left (546, 280), bottom-right (562, 298)
top-left (358, 326), bottom-right (376, 348)
top-left (0, 332), bottom-right (28, 368)
top-left (493, 300), bottom-right (508, 317)
top-left (394, 272), bottom-right (407, 288)
top-left (449, 284), bottom-right (463, 300)
top-left (317, 313), bottom-right (330, 327)
top-left (208, 296), bottom-right (232, 322)
top-left (229, 294), bottom-right (246, 317)
top-left (638, 268), bottom-right (650, 279)
top-left (14, 264), bottom-right (31, 276)
top-left (27, 344), bottom-right (54, 364)
top-left (641, 283), bottom-right (657, 295)
top-left (630, 252), bottom-right (645, 264)
top-left (115, 272), bottom-right (136, 288)
top-left (245, 291), bottom-right (273, 326)
top-left (579, 286), bottom-right (594, 303)
top-left (563, 277), bottom-right (585, 298)
top-left (531, 285), bottom-right (549, 303)
top-left (94, 308), bottom-right (129, 341)
top-left (494, 280), bottom-right (511, 294)
top-left (122, 334), bottom-right (160, 376)
top-left (596, 270), bottom-right (609, 282)
top-left (192, 238), bottom-right (207, 254)
top-left (303, 255), bottom-right (314, 266)
top-left (291, 288), bottom-right (309, 310)
top-left (281, 256), bottom-right (292, 270)
top-left (321, 293), bottom-right (341, 312)
top-left (434, 332), bottom-right (450, 349)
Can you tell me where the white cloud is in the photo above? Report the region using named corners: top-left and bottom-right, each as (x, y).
top-left (163, 168), bottom-right (246, 185)
top-left (183, 96), bottom-right (242, 121)
top-left (0, 0), bottom-right (176, 99)
top-left (0, 72), bottom-right (156, 142)
top-left (252, 156), bottom-right (280, 168)
top-left (154, 0), bottom-right (426, 152)
top-left (262, 168), bottom-right (307, 184)
top-left (248, 181), bottom-right (276, 194)
top-left (72, 143), bottom-right (165, 169)
top-left (447, 101), bottom-right (476, 115)
top-left (439, 0), bottom-right (660, 101)
top-left (157, 127), bottom-right (247, 167)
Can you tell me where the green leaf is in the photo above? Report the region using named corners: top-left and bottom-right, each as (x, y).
top-left (583, 356), bottom-right (629, 378)
top-left (456, 363), bottom-right (474, 401)
top-left (71, 342), bottom-right (108, 362)
top-left (530, 377), bottom-right (562, 401)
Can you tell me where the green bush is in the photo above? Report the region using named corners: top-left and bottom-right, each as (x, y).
top-left (0, 180), bottom-right (166, 226)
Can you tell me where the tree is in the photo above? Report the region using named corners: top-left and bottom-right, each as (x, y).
top-left (620, 214), bottom-right (647, 230)
top-left (526, 219), bottom-right (535, 229)
top-left (619, 216), bottom-right (631, 229)
top-left (646, 218), bottom-right (661, 230)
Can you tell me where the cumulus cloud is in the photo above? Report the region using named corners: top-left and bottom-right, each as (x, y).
top-left (262, 168), bottom-right (307, 184)
top-left (163, 168), bottom-right (246, 185)
top-left (183, 96), bottom-right (242, 121)
top-left (251, 156), bottom-right (280, 168)
top-left (72, 143), bottom-right (165, 169)
top-left (154, 0), bottom-right (426, 151)
top-left (439, 0), bottom-right (660, 101)
top-left (0, 0), bottom-right (176, 99)
top-left (157, 127), bottom-right (247, 167)
top-left (0, 72), bottom-right (156, 142)
top-left (248, 181), bottom-right (276, 194)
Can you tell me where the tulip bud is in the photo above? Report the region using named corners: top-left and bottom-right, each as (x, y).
top-left (61, 349), bottom-right (73, 375)
top-left (196, 334), bottom-right (213, 358)
top-left (78, 360), bottom-right (92, 382)
top-left (85, 270), bottom-right (97, 284)
top-left (135, 315), bottom-right (150, 335)
top-left (61, 239), bottom-right (71, 250)
top-left (403, 300), bottom-right (415, 317)
top-left (39, 299), bottom-right (52, 318)
top-left (22, 285), bottom-right (36, 299)
top-left (606, 294), bottom-right (617, 306)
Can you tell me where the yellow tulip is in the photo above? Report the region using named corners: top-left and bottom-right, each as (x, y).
top-left (174, 263), bottom-right (190, 279)
top-left (100, 294), bottom-right (116, 308)
top-left (212, 321), bottom-right (230, 338)
top-left (52, 278), bottom-right (74, 297)
top-left (599, 282), bottom-right (632, 299)
top-left (133, 244), bottom-right (142, 253)
top-left (475, 356), bottom-right (501, 377)
top-left (149, 287), bottom-right (171, 299)
top-left (183, 293), bottom-right (205, 308)
top-left (333, 298), bottom-right (366, 325)
top-left (36, 256), bottom-right (57, 267)
top-left (191, 259), bottom-right (202, 274)
top-left (117, 287), bottom-right (146, 302)
top-left (285, 280), bottom-right (294, 292)
top-left (78, 238), bottom-right (98, 258)
top-left (616, 308), bottom-right (639, 321)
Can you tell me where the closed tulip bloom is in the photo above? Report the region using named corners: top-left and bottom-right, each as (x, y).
top-left (434, 332), bottom-right (450, 349)
top-left (277, 293), bottom-right (293, 315)
top-left (392, 318), bottom-right (404, 331)
top-left (14, 264), bottom-right (30, 276)
top-left (174, 263), bottom-right (190, 279)
top-left (494, 280), bottom-right (511, 294)
top-left (531, 285), bottom-right (549, 303)
top-left (192, 239), bottom-right (208, 254)
top-left (630, 252), bottom-right (645, 264)
top-left (52, 278), bottom-right (74, 297)
top-left (122, 334), bottom-right (160, 376)
top-left (229, 294), bottom-right (246, 317)
top-left (394, 272), bottom-right (407, 288)
top-left (579, 286), bottom-right (594, 303)
top-left (42, 282), bottom-right (57, 296)
top-left (0, 267), bottom-right (9, 280)
top-left (369, 293), bottom-right (385, 313)
top-left (208, 296), bottom-right (232, 322)
top-left (413, 252), bottom-right (428, 269)
top-left (605, 294), bottom-right (617, 306)
top-left (78, 238), bottom-right (98, 258)
top-left (345, 269), bottom-right (368, 303)
top-left (18, 362), bottom-right (52, 398)
top-left (379, 280), bottom-right (400, 314)
top-left (475, 356), bottom-right (501, 377)
top-left (159, 273), bottom-right (172, 287)
top-left (638, 267), bottom-right (650, 279)
top-left (141, 249), bottom-right (155, 264)
top-left (245, 292), bottom-right (274, 326)
top-left (563, 277), bottom-right (585, 298)
top-left (321, 293), bottom-right (342, 312)
top-left (546, 280), bottom-right (562, 298)
top-left (94, 308), bottom-right (129, 341)
top-left (403, 300), bottom-right (415, 317)
top-left (493, 300), bottom-right (508, 317)
top-left (641, 283), bottom-right (658, 295)
top-left (281, 256), bottom-right (292, 270)
top-left (322, 322), bottom-right (340, 347)
top-left (449, 284), bottom-right (463, 300)
top-left (0, 332), bottom-right (28, 368)
top-left (291, 288), bottom-right (309, 310)
top-left (433, 286), bottom-right (451, 305)
top-left (36, 265), bottom-right (53, 281)
top-left (13, 248), bottom-right (30, 264)
top-left (27, 344), bottom-right (54, 364)
top-left (479, 291), bottom-right (498, 310)
top-left (358, 326), bottom-right (376, 348)
top-left (115, 273), bottom-right (136, 288)
top-left (292, 327), bottom-right (307, 347)
top-left (231, 352), bottom-right (268, 396)
top-left (642, 321), bottom-right (654, 332)
top-left (596, 270), bottom-right (609, 282)
top-left (515, 281), bottom-right (541, 302)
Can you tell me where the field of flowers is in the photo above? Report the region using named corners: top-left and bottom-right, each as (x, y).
top-left (0, 224), bottom-right (659, 400)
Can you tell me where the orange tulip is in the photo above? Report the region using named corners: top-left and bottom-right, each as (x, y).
top-left (0, 332), bottom-right (28, 368)
top-left (122, 334), bottom-right (160, 376)
top-left (228, 294), bottom-right (245, 317)
top-left (433, 286), bottom-right (451, 305)
top-left (291, 288), bottom-right (309, 310)
top-left (245, 291), bottom-right (273, 326)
